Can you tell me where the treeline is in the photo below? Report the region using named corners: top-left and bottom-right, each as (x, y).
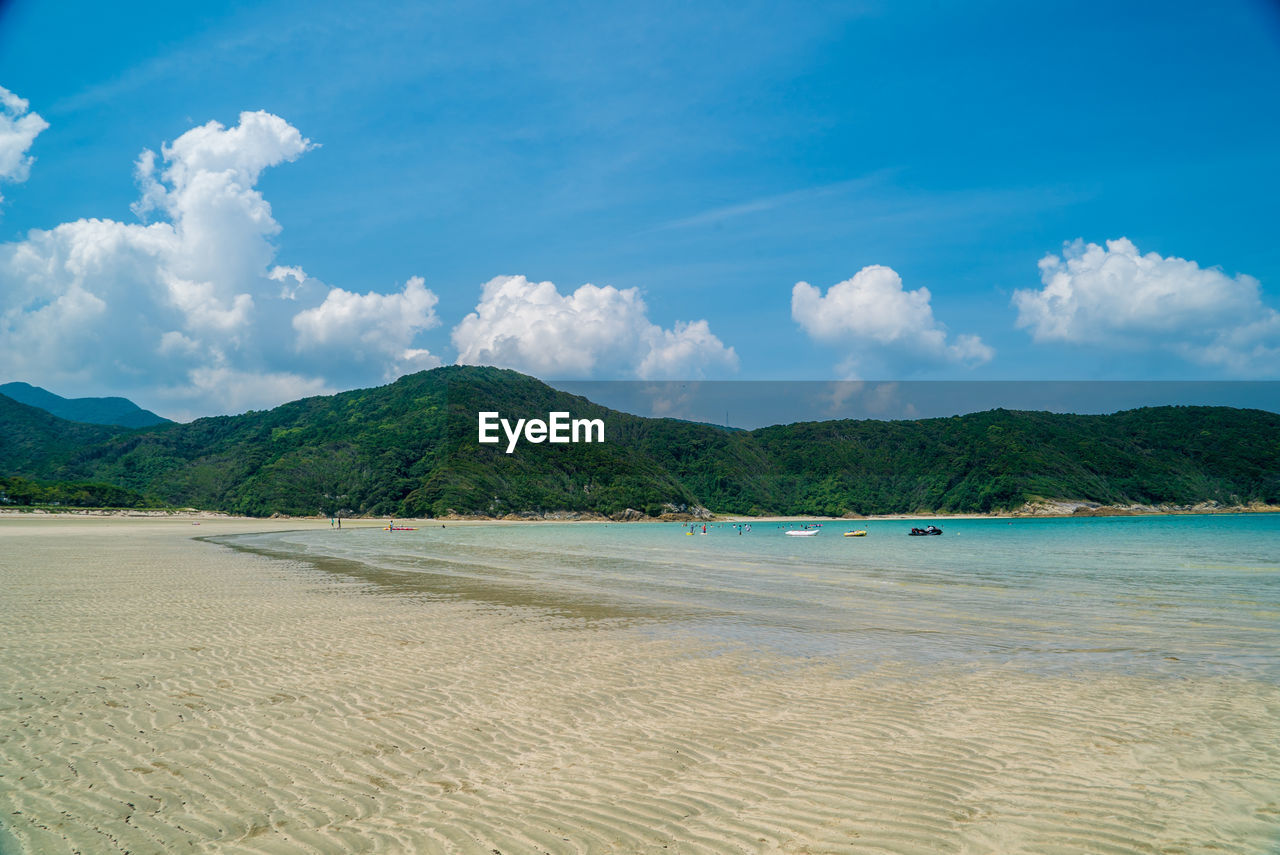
top-left (2, 367), bottom-right (1278, 517)
top-left (0, 475), bottom-right (162, 509)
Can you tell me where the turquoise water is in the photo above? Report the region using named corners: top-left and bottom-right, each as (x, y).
top-left (225, 514), bottom-right (1280, 681)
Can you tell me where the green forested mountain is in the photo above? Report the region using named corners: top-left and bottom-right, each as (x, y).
top-left (0, 393), bottom-right (127, 472)
top-left (0, 382), bottom-right (172, 428)
top-left (2, 367), bottom-right (1278, 516)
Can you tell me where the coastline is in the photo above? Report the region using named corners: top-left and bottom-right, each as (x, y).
top-left (4, 498), bottom-right (1279, 525)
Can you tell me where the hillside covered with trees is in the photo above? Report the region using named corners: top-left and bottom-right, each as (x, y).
top-left (2, 366), bottom-right (1278, 517)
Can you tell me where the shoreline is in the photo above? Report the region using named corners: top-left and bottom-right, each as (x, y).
top-left (4, 500), bottom-right (1279, 525)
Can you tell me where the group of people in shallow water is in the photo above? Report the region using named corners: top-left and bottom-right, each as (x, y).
top-left (686, 522), bottom-right (752, 534)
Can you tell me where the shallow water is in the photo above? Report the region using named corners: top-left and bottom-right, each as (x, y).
top-left (225, 514), bottom-right (1280, 681)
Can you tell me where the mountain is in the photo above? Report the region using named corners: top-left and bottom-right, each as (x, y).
top-left (1, 366), bottom-right (1278, 516)
top-left (0, 382), bottom-right (171, 428)
top-left (0, 393), bottom-right (127, 473)
top-left (0, 395), bottom-right (157, 508)
top-left (0, 368), bottom-right (702, 516)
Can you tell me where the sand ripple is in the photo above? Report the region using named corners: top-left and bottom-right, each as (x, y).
top-left (1, 517), bottom-right (1278, 853)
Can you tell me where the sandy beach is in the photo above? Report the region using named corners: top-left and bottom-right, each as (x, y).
top-left (2, 515), bottom-right (1278, 854)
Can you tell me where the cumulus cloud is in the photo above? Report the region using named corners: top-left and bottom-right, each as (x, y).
top-left (162, 367), bottom-right (337, 419)
top-left (269, 265), bottom-right (308, 300)
top-left (792, 265), bottom-right (993, 375)
top-left (452, 275), bottom-right (738, 379)
top-left (293, 276), bottom-right (443, 377)
top-left (0, 86), bottom-right (48, 203)
top-left (0, 106), bottom-right (443, 417)
top-left (1012, 238), bottom-right (1280, 372)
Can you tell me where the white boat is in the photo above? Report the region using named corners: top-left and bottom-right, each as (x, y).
top-left (785, 529), bottom-right (819, 537)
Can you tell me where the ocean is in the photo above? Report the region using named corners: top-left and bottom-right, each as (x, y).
top-left (223, 513), bottom-right (1280, 684)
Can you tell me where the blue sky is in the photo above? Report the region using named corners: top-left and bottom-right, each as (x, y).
top-left (1, 0), bottom-right (1278, 419)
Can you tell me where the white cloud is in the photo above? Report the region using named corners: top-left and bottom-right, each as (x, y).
top-left (156, 367), bottom-right (337, 423)
top-left (1012, 238), bottom-right (1280, 373)
top-left (268, 265), bottom-right (308, 300)
top-left (791, 265), bottom-right (993, 374)
top-left (637, 320), bottom-right (737, 379)
top-left (293, 276), bottom-right (443, 377)
top-left (0, 107), bottom-right (444, 416)
top-left (451, 275), bottom-right (738, 379)
top-left (0, 86), bottom-right (48, 203)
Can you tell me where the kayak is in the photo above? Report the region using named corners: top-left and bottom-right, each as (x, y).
top-left (384, 526), bottom-right (416, 531)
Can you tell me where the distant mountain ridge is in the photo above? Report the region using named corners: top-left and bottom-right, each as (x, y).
top-left (0, 382), bottom-right (171, 428)
top-left (1, 366), bottom-right (1278, 516)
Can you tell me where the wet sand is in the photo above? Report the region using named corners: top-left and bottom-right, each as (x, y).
top-left (2, 515), bottom-right (1278, 853)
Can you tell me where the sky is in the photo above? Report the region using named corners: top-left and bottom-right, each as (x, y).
top-left (1, 0), bottom-right (1278, 421)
